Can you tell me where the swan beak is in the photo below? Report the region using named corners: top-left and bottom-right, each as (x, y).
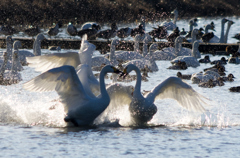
top-left (112, 67), bottom-right (122, 74)
top-left (119, 68), bottom-right (128, 78)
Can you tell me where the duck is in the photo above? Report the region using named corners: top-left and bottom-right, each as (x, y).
top-left (198, 78), bottom-right (224, 88)
top-left (24, 25), bottom-right (41, 37)
top-left (167, 27), bottom-right (180, 42)
top-left (96, 23), bottom-right (118, 41)
top-left (170, 41), bottom-right (201, 68)
top-left (201, 32), bottom-right (214, 43)
top-left (23, 65), bottom-right (122, 127)
top-left (47, 21), bottom-right (63, 37)
top-left (117, 27), bottom-right (131, 40)
top-left (220, 73), bottom-right (235, 82)
top-left (67, 22), bottom-right (78, 37)
top-left (0, 25), bottom-right (18, 36)
top-left (199, 55), bottom-right (211, 63)
top-left (0, 50), bottom-right (22, 85)
top-left (148, 25), bottom-right (168, 41)
top-left (167, 61), bottom-right (188, 70)
top-left (117, 64), bottom-right (208, 126)
top-left (91, 39), bottom-right (120, 68)
top-left (225, 45), bottom-right (240, 64)
top-left (229, 86), bottom-right (240, 92)
top-left (210, 57), bottom-right (228, 65)
top-left (160, 9), bottom-right (178, 30)
top-left (131, 24), bottom-right (145, 37)
top-left (176, 71), bottom-right (192, 80)
top-left (77, 23), bottom-right (100, 40)
top-left (180, 28), bottom-right (187, 35)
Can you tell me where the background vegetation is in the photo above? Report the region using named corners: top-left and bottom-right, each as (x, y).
top-left (0, 0), bottom-right (240, 26)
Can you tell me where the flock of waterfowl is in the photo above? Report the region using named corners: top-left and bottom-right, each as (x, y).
top-left (0, 9), bottom-right (240, 127)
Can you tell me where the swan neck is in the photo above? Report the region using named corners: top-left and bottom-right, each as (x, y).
top-left (99, 68), bottom-right (109, 99)
top-left (219, 21), bottom-right (225, 43)
top-left (134, 40), bottom-right (140, 52)
top-left (0, 56), bottom-right (7, 75)
top-left (142, 41), bottom-right (148, 57)
top-left (33, 39), bottom-right (41, 56)
top-left (204, 27), bottom-right (208, 34)
top-left (191, 32), bottom-right (196, 43)
top-left (109, 43), bottom-right (117, 64)
top-left (133, 67), bottom-right (142, 97)
top-left (224, 23), bottom-right (231, 43)
top-left (11, 52), bottom-right (18, 73)
top-left (173, 13), bottom-right (178, 24)
top-left (189, 24), bottom-right (193, 31)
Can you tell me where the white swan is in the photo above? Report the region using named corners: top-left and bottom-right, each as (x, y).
top-left (122, 43), bottom-right (159, 72)
top-left (116, 64), bottom-right (208, 125)
top-left (191, 70), bottom-right (220, 84)
top-left (209, 18), bottom-right (228, 43)
top-left (224, 20), bottom-right (234, 43)
top-left (23, 65), bottom-right (122, 127)
top-left (112, 34), bottom-right (145, 62)
top-left (33, 33), bottom-right (45, 56)
top-left (0, 36), bottom-right (13, 58)
top-left (170, 41), bottom-right (201, 68)
top-left (81, 22), bottom-right (101, 30)
top-left (0, 50), bottom-right (22, 85)
top-left (160, 9), bottom-right (178, 30)
top-left (153, 36), bottom-right (185, 60)
top-left (27, 34), bottom-right (91, 72)
top-left (91, 39), bottom-right (120, 68)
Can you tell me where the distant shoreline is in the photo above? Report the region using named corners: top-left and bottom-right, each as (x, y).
top-left (0, 0), bottom-right (239, 27)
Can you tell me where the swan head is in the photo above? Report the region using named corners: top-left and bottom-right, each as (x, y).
top-left (36, 33), bottom-right (45, 41)
top-left (102, 65), bottom-right (122, 74)
top-left (112, 39), bottom-right (120, 46)
top-left (228, 20), bottom-right (235, 26)
top-left (120, 64), bottom-right (138, 78)
top-left (171, 9), bottom-right (178, 16)
top-left (143, 34), bottom-right (152, 43)
top-left (149, 43), bottom-right (158, 52)
top-left (6, 35), bottom-right (13, 44)
top-left (205, 24), bottom-right (215, 32)
top-left (222, 18), bottom-right (229, 24)
top-left (13, 40), bottom-right (22, 50)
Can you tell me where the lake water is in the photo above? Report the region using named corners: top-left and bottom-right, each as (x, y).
top-left (1, 17), bottom-right (240, 157)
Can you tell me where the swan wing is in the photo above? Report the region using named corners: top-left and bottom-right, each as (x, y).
top-left (145, 77), bottom-right (209, 112)
top-left (26, 52), bottom-right (80, 72)
top-left (106, 83), bottom-right (133, 109)
top-left (23, 65), bottom-right (89, 110)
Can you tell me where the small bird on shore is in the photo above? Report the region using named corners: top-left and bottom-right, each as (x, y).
top-left (47, 21), bottom-right (63, 38)
top-left (67, 22), bottom-right (78, 37)
top-left (96, 23), bottom-right (118, 41)
top-left (24, 26), bottom-right (41, 37)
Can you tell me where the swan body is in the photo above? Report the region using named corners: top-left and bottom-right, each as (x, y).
top-left (92, 39), bottom-right (120, 68)
top-left (191, 70), bottom-right (220, 84)
top-left (118, 64), bottom-right (207, 125)
top-left (160, 9), bottom-right (178, 30)
top-left (23, 65), bottom-right (122, 127)
top-left (170, 41), bottom-right (201, 68)
top-left (81, 22), bottom-right (101, 31)
top-left (0, 50), bottom-right (22, 85)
